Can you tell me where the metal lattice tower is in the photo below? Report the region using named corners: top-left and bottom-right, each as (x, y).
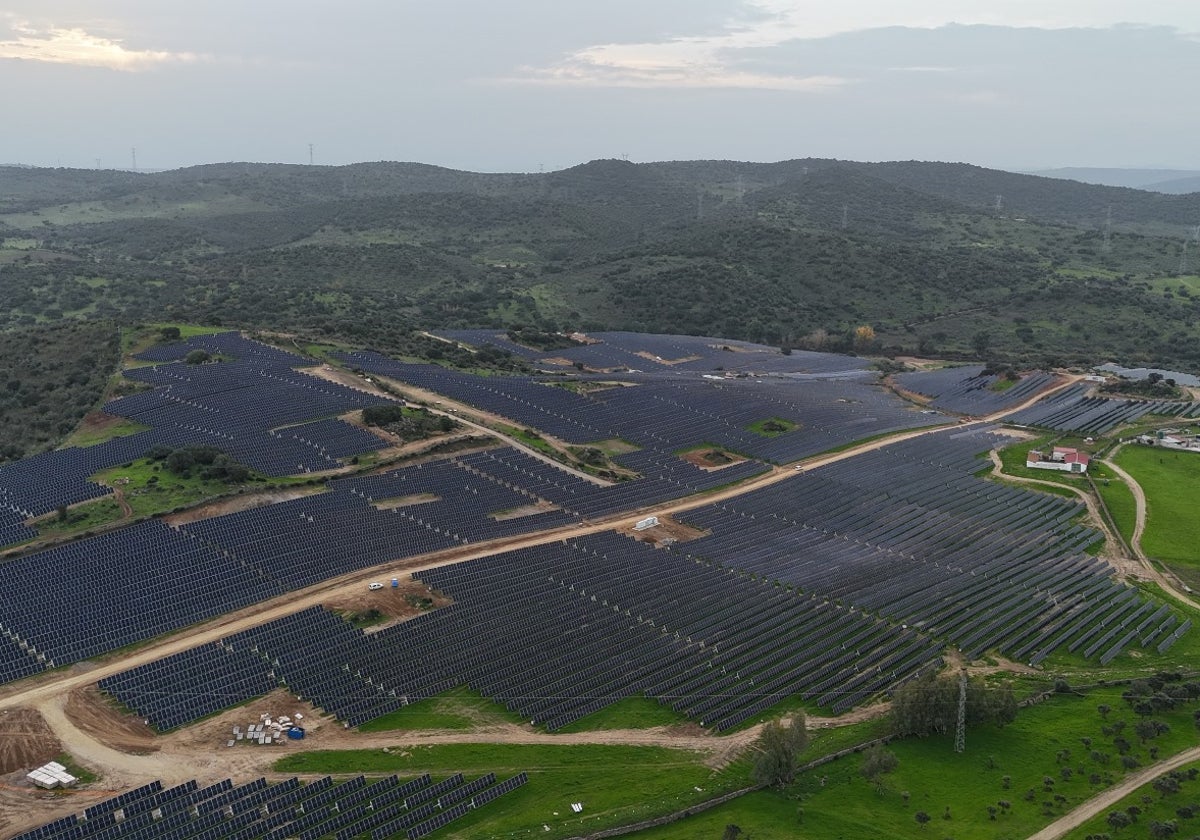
top-left (954, 669), bottom-right (967, 753)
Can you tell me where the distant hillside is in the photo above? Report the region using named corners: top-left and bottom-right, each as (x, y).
top-left (1030, 167), bottom-right (1200, 192)
top-left (855, 161), bottom-right (1200, 233)
top-left (1146, 176), bottom-right (1200, 195)
top-left (4, 157), bottom-right (1200, 372)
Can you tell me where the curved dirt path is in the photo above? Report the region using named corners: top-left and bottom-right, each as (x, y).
top-left (0, 367), bottom-right (1084, 836)
top-left (1026, 744), bottom-right (1200, 840)
top-left (985, 450), bottom-right (1143, 579)
top-left (1100, 443), bottom-right (1200, 611)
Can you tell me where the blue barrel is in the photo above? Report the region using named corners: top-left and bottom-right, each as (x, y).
top-left (287, 726), bottom-right (306, 740)
top-left (391, 578), bottom-right (399, 588)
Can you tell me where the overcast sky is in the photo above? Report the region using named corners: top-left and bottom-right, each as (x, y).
top-left (2, 1), bottom-right (1199, 172)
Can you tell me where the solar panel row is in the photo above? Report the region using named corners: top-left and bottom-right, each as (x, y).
top-left (14, 772), bottom-right (525, 840)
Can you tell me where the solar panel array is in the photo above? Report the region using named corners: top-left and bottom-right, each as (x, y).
top-left (131, 332), bottom-right (311, 367)
top-left (0, 450), bottom-right (604, 687)
top-left (0, 521), bottom-right (281, 673)
top-left (673, 427), bottom-right (1186, 664)
top-left (113, 344), bottom-right (389, 475)
top-left (1006, 383), bottom-right (1200, 433)
top-left (337, 350), bottom-right (943, 465)
top-left (104, 528), bottom-right (943, 732)
top-left (434, 329), bottom-right (869, 375)
top-left (12, 772), bottom-right (527, 840)
top-left (894, 366), bottom-right (1060, 416)
top-left (0, 333), bottom-right (391, 549)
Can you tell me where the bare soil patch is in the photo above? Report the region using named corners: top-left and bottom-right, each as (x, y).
top-left (0, 708), bottom-right (61, 776)
top-left (323, 579), bottom-right (451, 629)
top-left (65, 687), bottom-right (158, 755)
top-left (618, 516), bottom-right (709, 547)
top-left (303, 364), bottom-right (391, 397)
top-left (164, 486), bottom-right (326, 526)
top-left (634, 351), bottom-right (702, 366)
top-left (490, 501), bottom-right (558, 521)
top-left (0, 786), bottom-right (114, 840)
top-left (679, 448), bottom-right (747, 471)
top-left (588, 438), bottom-right (640, 455)
top-left (990, 426), bottom-right (1035, 440)
top-left (161, 689), bottom-right (331, 752)
top-left (892, 356), bottom-right (949, 370)
top-left (887, 382), bottom-right (933, 406)
top-left (370, 492), bottom-right (440, 510)
top-left (707, 342), bottom-right (754, 354)
top-left (73, 411), bottom-right (130, 440)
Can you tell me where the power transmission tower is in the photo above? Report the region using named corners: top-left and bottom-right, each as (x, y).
top-left (1181, 240), bottom-right (1190, 275)
top-left (308, 143), bottom-right (314, 166)
top-left (994, 194), bottom-right (1002, 213)
top-left (954, 669), bottom-right (967, 753)
top-left (131, 147), bottom-right (137, 172)
top-left (697, 188), bottom-right (704, 221)
top-left (841, 205), bottom-right (849, 230)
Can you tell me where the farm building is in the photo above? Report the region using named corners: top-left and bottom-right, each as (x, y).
top-left (1135, 430), bottom-right (1200, 453)
top-left (1026, 446), bottom-right (1089, 473)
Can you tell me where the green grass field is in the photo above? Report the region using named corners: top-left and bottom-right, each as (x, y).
top-left (32, 497), bottom-right (126, 539)
top-left (1095, 473), bottom-right (1137, 549)
top-left (1115, 445), bottom-right (1200, 567)
top-left (1062, 759), bottom-right (1200, 839)
top-left (275, 743), bottom-right (748, 840)
top-left (33, 456), bottom-right (314, 537)
top-left (59, 417), bottom-right (150, 449)
top-left (554, 695), bottom-right (691, 733)
top-left (631, 686), bottom-right (1200, 840)
top-left (357, 687), bottom-right (525, 733)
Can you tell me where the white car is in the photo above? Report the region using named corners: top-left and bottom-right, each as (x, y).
top-left (367, 582), bottom-right (384, 591)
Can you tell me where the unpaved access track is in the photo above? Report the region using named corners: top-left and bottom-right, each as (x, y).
top-left (0, 371), bottom-right (1083, 836)
top-left (1100, 443), bottom-right (1200, 611)
top-left (1026, 744), bottom-right (1200, 840)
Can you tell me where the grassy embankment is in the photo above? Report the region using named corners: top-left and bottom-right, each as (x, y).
top-left (1115, 445), bottom-right (1200, 590)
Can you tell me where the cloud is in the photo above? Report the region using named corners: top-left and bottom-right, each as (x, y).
top-left (500, 0), bottom-right (1200, 92)
top-left (509, 44), bottom-right (850, 91)
top-left (0, 20), bottom-right (202, 70)
top-left (500, 6), bottom-right (852, 92)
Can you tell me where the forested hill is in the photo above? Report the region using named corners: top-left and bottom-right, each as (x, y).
top-left (3, 157), bottom-right (1200, 370)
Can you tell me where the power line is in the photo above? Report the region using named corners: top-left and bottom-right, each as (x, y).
top-left (954, 669), bottom-right (967, 753)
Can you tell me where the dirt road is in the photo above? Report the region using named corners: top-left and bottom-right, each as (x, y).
top-left (1025, 744), bottom-right (1200, 840)
top-left (986, 451), bottom-right (1145, 579)
top-left (1100, 443), bottom-right (1200, 611)
top-left (0, 368), bottom-right (1082, 835)
top-left (0, 368), bottom-right (1075, 721)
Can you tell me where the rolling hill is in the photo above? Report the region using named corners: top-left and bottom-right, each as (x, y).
top-left (3, 157), bottom-right (1200, 373)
